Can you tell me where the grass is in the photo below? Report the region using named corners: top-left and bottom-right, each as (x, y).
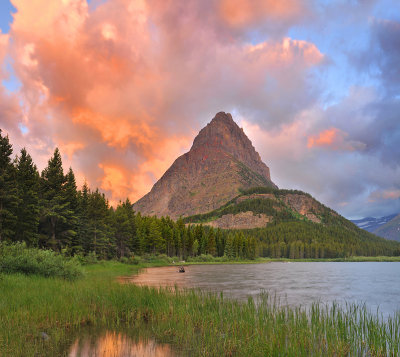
top-left (2, 260), bottom-right (400, 356)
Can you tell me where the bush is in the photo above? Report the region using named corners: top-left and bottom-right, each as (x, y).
top-left (187, 254), bottom-right (215, 262)
top-left (139, 253), bottom-right (173, 264)
top-left (119, 256), bottom-right (139, 265)
top-left (74, 251), bottom-right (98, 265)
top-left (0, 242), bottom-right (84, 280)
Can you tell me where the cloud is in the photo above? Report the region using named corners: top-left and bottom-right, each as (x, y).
top-left (2, 0), bottom-right (396, 220)
top-left (369, 189), bottom-right (400, 203)
top-left (307, 127), bottom-right (366, 151)
top-left (218, 0), bottom-right (308, 35)
top-left (240, 97), bottom-right (400, 220)
top-left (363, 18), bottom-right (400, 95)
top-left (0, 0), bottom-right (325, 204)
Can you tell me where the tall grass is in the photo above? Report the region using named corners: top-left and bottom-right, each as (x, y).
top-left (1, 261), bottom-right (400, 356)
top-left (0, 242), bottom-right (83, 280)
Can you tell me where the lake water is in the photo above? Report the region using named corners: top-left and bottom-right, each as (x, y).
top-left (69, 331), bottom-right (175, 357)
top-left (124, 262), bottom-right (400, 317)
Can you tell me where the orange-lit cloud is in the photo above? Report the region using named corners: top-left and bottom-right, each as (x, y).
top-left (0, 0), bottom-right (325, 204)
top-left (369, 189), bottom-right (400, 203)
top-left (219, 0), bottom-right (307, 30)
top-left (308, 128), bottom-right (340, 148)
top-left (307, 127), bottom-right (366, 151)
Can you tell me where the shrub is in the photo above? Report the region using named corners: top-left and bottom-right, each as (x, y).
top-left (0, 242), bottom-right (83, 280)
top-left (74, 251), bottom-right (98, 265)
top-left (187, 254), bottom-right (215, 262)
top-left (119, 256), bottom-right (139, 265)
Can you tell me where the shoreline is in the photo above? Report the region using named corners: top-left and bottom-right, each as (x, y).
top-left (179, 256), bottom-right (400, 265)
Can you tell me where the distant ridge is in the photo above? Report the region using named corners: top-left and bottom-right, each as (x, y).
top-left (353, 214), bottom-right (400, 241)
top-left (133, 112), bottom-right (277, 219)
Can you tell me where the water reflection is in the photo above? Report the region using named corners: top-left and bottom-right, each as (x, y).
top-left (69, 331), bottom-right (175, 357)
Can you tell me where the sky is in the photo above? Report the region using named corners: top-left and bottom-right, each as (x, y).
top-left (0, 0), bottom-right (399, 219)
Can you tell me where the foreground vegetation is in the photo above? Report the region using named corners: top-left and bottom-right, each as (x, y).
top-left (0, 242), bottom-right (83, 280)
top-left (1, 261), bottom-right (400, 356)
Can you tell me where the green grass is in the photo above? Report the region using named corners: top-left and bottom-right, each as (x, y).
top-left (2, 260), bottom-right (400, 356)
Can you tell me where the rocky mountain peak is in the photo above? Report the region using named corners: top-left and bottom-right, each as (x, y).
top-left (133, 112), bottom-right (276, 219)
top-left (191, 112), bottom-right (271, 181)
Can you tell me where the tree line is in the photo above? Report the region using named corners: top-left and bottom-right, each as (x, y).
top-left (1, 129), bottom-right (399, 260)
top-left (0, 130), bottom-right (257, 259)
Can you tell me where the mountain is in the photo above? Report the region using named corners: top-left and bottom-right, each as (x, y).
top-left (182, 186), bottom-right (400, 257)
top-left (352, 214), bottom-right (400, 241)
top-left (351, 214), bottom-right (398, 233)
top-left (132, 112), bottom-right (400, 254)
top-left (373, 214), bottom-right (400, 241)
top-left (133, 112), bottom-right (277, 219)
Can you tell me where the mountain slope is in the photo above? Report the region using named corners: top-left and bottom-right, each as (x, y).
top-left (183, 186), bottom-right (400, 257)
top-left (183, 187), bottom-right (325, 228)
top-left (133, 112), bottom-right (277, 219)
top-left (373, 214), bottom-right (400, 241)
top-left (351, 214), bottom-right (398, 233)
top-left (351, 214), bottom-right (400, 241)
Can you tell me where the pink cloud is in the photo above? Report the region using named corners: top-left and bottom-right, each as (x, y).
top-left (307, 127), bottom-right (366, 151)
top-left (0, 0), bottom-right (324, 203)
top-left (369, 190), bottom-right (400, 203)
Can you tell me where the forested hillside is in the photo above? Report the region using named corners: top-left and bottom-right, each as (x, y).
top-left (1, 129), bottom-right (399, 260)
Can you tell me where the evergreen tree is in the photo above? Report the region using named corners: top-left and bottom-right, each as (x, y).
top-left (87, 189), bottom-right (111, 258)
top-left (135, 214), bottom-right (147, 255)
top-left (113, 199), bottom-right (135, 257)
top-left (148, 218), bottom-right (164, 254)
top-left (62, 168), bottom-right (79, 253)
top-left (77, 181), bottom-right (90, 253)
top-left (0, 130), bottom-right (18, 241)
top-left (206, 229), bottom-right (217, 256)
top-left (15, 148), bottom-right (40, 245)
top-left (39, 148), bottom-right (71, 250)
top-left (162, 221), bottom-right (174, 256)
top-left (224, 234), bottom-right (234, 258)
top-left (192, 239), bottom-right (199, 256)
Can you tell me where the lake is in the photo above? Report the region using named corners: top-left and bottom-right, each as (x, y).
top-left (124, 262), bottom-right (400, 317)
top-left (69, 331), bottom-right (175, 357)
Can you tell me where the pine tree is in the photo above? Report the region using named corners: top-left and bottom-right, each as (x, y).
top-left (39, 148), bottom-right (71, 250)
top-left (224, 234), bottom-right (234, 258)
top-left (162, 221), bottom-right (173, 256)
top-left (192, 239), bottom-right (199, 256)
top-left (87, 189), bottom-right (111, 258)
top-left (14, 148), bottom-right (40, 245)
top-left (0, 130), bottom-right (18, 241)
top-left (63, 168), bottom-right (79, 254)
top-left (122, 199), bottom-right (138, 255)
top-left (148, 218), bottom-right (164, 254)
top-left (135, 214), bottom-right (147, 254)
top-left (206, 229), bottom-right (217, 256)
top-left (113, 200), bottom-right (135, 257)
top-left (77, 181), bottom-right (90, 253)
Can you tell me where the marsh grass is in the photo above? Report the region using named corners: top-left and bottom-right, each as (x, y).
top-left (1, 261), bottom-right (400, 356)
